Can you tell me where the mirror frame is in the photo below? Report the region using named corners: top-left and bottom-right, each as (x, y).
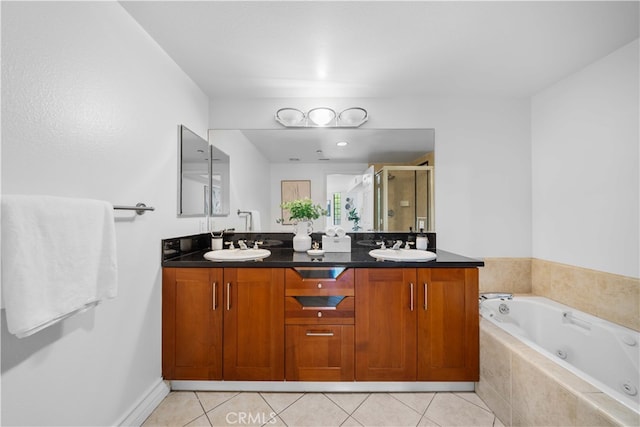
top-left (177, 124), bottom-right (234, 218)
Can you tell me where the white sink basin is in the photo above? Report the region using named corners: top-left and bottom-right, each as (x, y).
top-left (368, 248), bottom-right (437, 262)
top-left (204, 248), bottom-right (271, 262)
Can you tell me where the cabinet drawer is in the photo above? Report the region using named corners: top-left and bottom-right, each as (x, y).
top-left (285, 268), bottom-right (354, 296)
top-left (285, 324), bottom-right (354, 381)
top-left (285, 296), bottom-right (354, 324)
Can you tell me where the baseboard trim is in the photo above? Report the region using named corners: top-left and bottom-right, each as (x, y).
top-left (170, 380), bottom-right (475, 393)
top-left (117, 378), bottom-right (170, 426)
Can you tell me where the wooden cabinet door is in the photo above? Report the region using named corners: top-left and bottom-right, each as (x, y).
top-left (355, 268), bottom-right (417, 380)
top-left (417, 268), bottom-right (479, 381)
top-left (223, 268), bottom-right (285, 380)
top-left (162, 268), bottom-right (223, 380)
top-left (285, 325), bottom-right (354, 381)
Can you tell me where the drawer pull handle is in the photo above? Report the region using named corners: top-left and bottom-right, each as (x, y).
top-left (306, 331), bottom-right (334, 337)
top-left (226, 282), bottom-right (231, 310)
top-left (410, 282), bottom-right (414, 311)
top-left (424, 282), bottom-right (428, 311)
top-left (302, 306), bottom-right (336, 310)
top-left (212, 282), bottom-right (217, 310)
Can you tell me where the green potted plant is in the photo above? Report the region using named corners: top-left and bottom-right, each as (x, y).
top-left (348, 207), bottom-right (361, 231)
top-left (278, 198), bottom-right (327, 252)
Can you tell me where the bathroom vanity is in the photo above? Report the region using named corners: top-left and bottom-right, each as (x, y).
top-left (161, 233), bottom-right (483, 390)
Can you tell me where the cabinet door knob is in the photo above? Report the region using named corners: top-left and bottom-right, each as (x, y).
top-left (317, 311), bottom-right (323, 318)
top-left (317, 283), bottom-right (322, 289)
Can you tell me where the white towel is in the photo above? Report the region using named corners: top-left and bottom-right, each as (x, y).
top-left (1, 195), bottom-right (118, 338)
top-left (249, 210), bottom-right (261, 232)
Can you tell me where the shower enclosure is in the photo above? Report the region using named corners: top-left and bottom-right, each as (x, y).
top-left (374, 166), bottom-right (434, 232)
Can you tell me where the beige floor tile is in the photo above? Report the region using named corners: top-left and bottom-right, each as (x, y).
top-left (185, 414), bottom-right (212, 427)
top-left (389, 392), bottom-right (436, 414)
top-left (424, 393), bottom-right (495, 427)
top-left (352, 393), bottom-right (422, 427)
top-left (417, 414), bottom-right (441, 426)
top-left (279, 393), bottom-right (349, 426)
top-left (340, 416), bottom-right (364, 426)
top-left (196, 391), bottom-right (240, 412)
top-left (324, 393), bottom-right (370, 414)
top-left (143, 392), bottom-right (205, 427)
top-left (455, 392), bottom-right (491, 412)
top-left (260, 392), bottom-right (304, 413)
top-left (205, 392), bottom-right (275, 427)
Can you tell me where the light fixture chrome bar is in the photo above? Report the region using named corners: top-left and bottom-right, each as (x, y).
top-left (275, 107), bottom-right (368, 128)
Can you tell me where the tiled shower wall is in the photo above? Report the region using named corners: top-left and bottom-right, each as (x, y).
top-left (479, 258), bottom-right (640, 332)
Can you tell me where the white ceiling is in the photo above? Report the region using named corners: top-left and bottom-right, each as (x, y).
top-left (212, 128), bottom-right (435, 164)
top-left (122, 1), bottom-right (638, 99)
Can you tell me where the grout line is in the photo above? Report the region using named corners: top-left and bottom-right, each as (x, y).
top-left (323, 391), bottom-right (371, 416)
top-left (454, 391), bottom-right (495, 414)
top-left (179, 391), bottom-right (210, 427)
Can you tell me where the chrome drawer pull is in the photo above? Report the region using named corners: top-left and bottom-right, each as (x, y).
top-left (212, 282), bottom-right (217, 310)
top-left (410, 282), bottom-right (414, 311)
top-left (306, 331), bottom-right (334, 337)
top-left (424, 282), bottom-right (428, 311)
top-left (226, 282), bottom-right (231, 310)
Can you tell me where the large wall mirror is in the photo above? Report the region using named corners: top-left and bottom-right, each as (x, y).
top-left (178, 125), bottom-right (230, 217)
top-left (220, 128), bottom-right (434, 232)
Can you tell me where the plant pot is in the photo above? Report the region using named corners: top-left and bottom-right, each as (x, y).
top-left (293, 221), bottom-right (312, 252)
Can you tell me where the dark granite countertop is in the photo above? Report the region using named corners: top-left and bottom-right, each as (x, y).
top-left (161, 231), bottom-right (483, 268)
top-left (162, 247), bottom-right (483, 268)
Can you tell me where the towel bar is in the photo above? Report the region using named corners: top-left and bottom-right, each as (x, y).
top-left (113, 203), bottom-right (155, 215)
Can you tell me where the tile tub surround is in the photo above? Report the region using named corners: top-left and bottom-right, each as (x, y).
top-left (476, 318), bottom-right (640, 427)
top-left (478, 257), bottom-right (639, 332)
top-left (532, 259), bottom-right (640, 332)
top-left (479, 258), bottom-right (532, 295)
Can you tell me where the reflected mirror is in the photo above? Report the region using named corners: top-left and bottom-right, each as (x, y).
top-left (178, 125), bottom-right (230, 217)
top-left (221, 128), bottom-right (434, 231)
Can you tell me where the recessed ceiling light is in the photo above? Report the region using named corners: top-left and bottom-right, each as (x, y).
top-left (336, 141), bottom-right (348, 147)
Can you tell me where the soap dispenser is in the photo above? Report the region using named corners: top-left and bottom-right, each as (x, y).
top-left (416, 228), bottom-right (429, 250)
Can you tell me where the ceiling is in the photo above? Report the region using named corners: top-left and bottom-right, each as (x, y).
top-left (121, 1), bottom-right (638, 99)
top-left (211, 128), bottom-right (435, 164)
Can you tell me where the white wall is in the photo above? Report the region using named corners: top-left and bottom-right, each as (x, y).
top-left (1, 3), bottom-right (209, 425)
top-left (532, 39), bottom-right (639, 278)
top-left (210, 97), bottom-right (532, 257)
top-left (207, 129), bottom-right (271, 232)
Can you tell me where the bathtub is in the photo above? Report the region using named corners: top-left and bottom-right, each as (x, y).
top-left (480, 295), bottom-right (639, 415)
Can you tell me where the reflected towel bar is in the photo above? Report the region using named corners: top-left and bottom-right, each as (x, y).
top-left (113, 203), bottom-right (155, 215)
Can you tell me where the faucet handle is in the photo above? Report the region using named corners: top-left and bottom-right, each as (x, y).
top-left (376, 241), bottom-right (386, 249)
top-left (253, 241), bottom-right (263, 249)
top-left (404, 241), bottom-right (415, 249)
top-left (225, 241), bottom-right (235, 250)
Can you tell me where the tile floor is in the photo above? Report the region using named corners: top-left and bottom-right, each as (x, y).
top-left (143, 391), bottom-right (503, 427)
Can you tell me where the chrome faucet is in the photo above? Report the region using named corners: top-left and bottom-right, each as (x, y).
top-left (237, 240), bottom-right (248, 250)
top-left (391, 240), bottom-right (403, 250)
top-left (479, 292), bottom-right (513, 301)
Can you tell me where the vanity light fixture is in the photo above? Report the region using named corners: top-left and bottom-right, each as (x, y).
top-left (275, 107), bottom-right (368, 128)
